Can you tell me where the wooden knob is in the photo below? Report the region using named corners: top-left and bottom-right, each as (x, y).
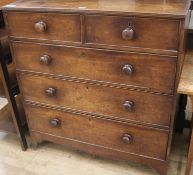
top-left (45, 87), bottom-right (56, 97)
top-left (122, 134), bottom-right (133, 144)
top-left (50, 118), bottom-right (61, 127)
top-left (40, 55), bottom-right (52, 65)
top-left (34, 21), bottom-right (47, 33)
top-left (123, 100), bottom-right (134, 111)
top-left (122, 27), bottom-right (134, 40)
top-left (122, 64), bottom-right (133, 75)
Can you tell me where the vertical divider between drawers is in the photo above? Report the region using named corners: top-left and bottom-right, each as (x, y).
top-left (80, 14), bottom-right (86, 44)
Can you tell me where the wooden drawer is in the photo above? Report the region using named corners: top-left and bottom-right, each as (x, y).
top-left (12, 42), bottom-right (177, 94)
top-left (86, 15), bottom-right (179, 53)
top-left (5, 12), bottom-right (81, 42)
top-left (25, 104), bottom-right (169, 160)
top-left (18, 73), bottom-right (173, 127)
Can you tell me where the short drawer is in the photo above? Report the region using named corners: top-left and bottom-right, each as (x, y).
top-left (86, 15), bottom-right (179, 53)
top-left (25, 104), bottom-right (169, 160)
top-left (5, 12), bottom-right (81, 42)
top-left (18, 73), bottom-right (173, 127)
top-left (12, 42), bottom-right (177, 94)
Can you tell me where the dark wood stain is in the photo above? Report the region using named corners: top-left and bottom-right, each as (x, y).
top-left (3, 0), bottom-right (190, 174)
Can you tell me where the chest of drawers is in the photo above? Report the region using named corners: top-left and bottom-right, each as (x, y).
top-left (3, 0), bottom-right (190, 174)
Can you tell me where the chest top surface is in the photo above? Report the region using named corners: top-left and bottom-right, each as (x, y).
top-left (0, 0), bottom-right (16, 9)
top-left (3, 0), bottom-right (191, 18)
top-left (178, 49), bottom-right (193, 96)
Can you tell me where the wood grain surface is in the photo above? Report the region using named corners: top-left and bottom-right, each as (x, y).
top-left (25, 104), bottom-right (169, 160)
top-left (178, 49), bottom-right (193, 96)
top-left (11, 41), bottom-right (177, 94)
top-left (18, 73), bottom-right (173, 127)
top-left (3, 0), bottom-right (191, 18)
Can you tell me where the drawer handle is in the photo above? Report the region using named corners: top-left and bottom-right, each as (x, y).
top-left (123, 100), bottom-right (134, 111)
top-left (34, 21), bottom-right (47, 33)
top-left (122, 64), bottom-right (133, 75)
top-left (50, 118), bottom-right (61, 127)
top-left (40, 55), bottom-right (52, 65)
top-left (122, 134), bottom-right (133, 144)
top-left (45, 87), bottom-right (56, 97)
top-left (122, 22), bottom-right (134, 40)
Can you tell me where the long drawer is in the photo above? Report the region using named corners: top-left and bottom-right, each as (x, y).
top-left (12, 42), bottom-right (177, 94)
top-left (25, 104), bottom-right (169, 160)
top-left (6, 12), bottom-right (81, 42)
top-left (18, 73), bottom-right (173, 127)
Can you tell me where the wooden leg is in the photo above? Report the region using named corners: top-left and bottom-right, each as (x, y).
top-left (155, 166), bottom-right (168, 175)
top-left (30, 132), bottom-right (39, 150)
top-left (176, 95), bottom-right (187, 133)
top-left (30, 131), bottom-right (43, 150)
top-left (31, 142), bottom-right (38, 150)
top-left (185, 96), bottom-right (193, 175)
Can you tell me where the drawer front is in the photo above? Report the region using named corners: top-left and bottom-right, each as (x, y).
top-left (86, 15), bottom-right (179, 52)
top-left (25, 104), bottom-right (168, 160)
top-left (19, 74), bottom-right (173, 127)
top-left (12, 42), bottom-right (177, 94)
top-left (6, 12), bottom-right (81, 42)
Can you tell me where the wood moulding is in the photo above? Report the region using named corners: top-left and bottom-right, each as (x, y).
top-left (25, 100), bottom-right (170, 131)
top-left (17, 69), bottom-right (174, 96)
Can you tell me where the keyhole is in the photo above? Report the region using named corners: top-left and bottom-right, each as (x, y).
top-left (128, 21), bottom-right (132, 28)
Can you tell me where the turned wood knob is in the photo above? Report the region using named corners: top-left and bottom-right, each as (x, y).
top-left (50, 118), bottom-right (61, 127)
top-left (122, 134), bottom-right (133, 144)
top-left (34, 21), bottom-right (47, 33)
top-left (123, 100), bottom-right (134, 111)
top-left (39, 55), bottom-right (52, 65)
top-left (45, 87), bottom-right (56, 97)
top-left (122, 64), bottom-right (134, 75)
top-left (122, 27), bottom-right (134, 40)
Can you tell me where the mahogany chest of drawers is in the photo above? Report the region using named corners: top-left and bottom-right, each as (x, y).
top-left (3, 0), bottom-right (191, 174)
